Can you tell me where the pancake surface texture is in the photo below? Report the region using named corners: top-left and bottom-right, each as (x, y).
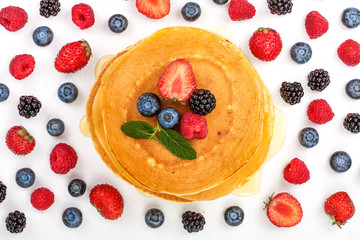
top-left (86, 26), bottom-right (275, 202)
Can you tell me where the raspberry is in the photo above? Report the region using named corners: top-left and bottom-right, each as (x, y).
top-left (180, 111), bottom-right (208, 140)
top-left (337, 39), bottom-right (360, 67)
top-left (71, 3), bottom-right (95, 30)
top-left (30, 187), bottom-right (55, 211)
top-left (228, 0), bottom-right (256, 21)
top-left (307, 99), bottom-right (334, 124)
top-left (0, 6), bottom-right (28, 32)
top-left (283, 158), bottom-right (310, 184)
top-left (9, 54), bottom-right (35, 80)
top-left (305, 11), bottom-right (329, 39)
top-left (50, 143), bottom-right (78, 174)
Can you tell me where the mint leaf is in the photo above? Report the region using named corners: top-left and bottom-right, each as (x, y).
top-left (121, 121), bottom-right (156, 140)
top-left (158, 129), bottom-right (197, 160)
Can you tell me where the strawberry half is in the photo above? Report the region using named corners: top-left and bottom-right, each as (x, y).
top-left (136, 0), bottom-right (170, 19)
top-left (264, 192), bottom-right (303, 227)
top-left (158, 59), bottom-right (197, 102)
top-left (5, 126), bottom-right (35, 155)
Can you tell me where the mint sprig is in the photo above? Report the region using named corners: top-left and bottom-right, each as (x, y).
top-left (121, 121), bottom-right (197, 160)
top-left (121, 121), bottom-right (157, 140)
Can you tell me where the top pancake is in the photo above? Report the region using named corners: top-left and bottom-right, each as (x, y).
top-left (91, 26), bottom-right (274, 197)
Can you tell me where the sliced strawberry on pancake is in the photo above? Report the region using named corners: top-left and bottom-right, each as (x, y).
top-left (158, 59), bottom-right (197, 102)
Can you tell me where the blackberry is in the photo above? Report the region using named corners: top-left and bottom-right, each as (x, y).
top-left (343, 113), bottom-right (360, 134)
top-left (267, 0), bottom-right (293, 15)
top-left (5, 211), bottom-right (26, 233)
top-left (40, 0), bottom-right (61, 18)
top-left (307, 69), bottom-right (330, 91)
top-left (181, 211), bottom-right (206, 233)
top-left (18, 95), bottom-right (42, 118)
top-left (0, 181), bottom-right (7, 203)
top-left (280, 82), bottom-right (304, 105)
top-left (189, 89), bottom-right (216, 116)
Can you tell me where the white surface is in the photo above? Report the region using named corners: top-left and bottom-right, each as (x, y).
top-left (0, 0), bottom-right (360, 239)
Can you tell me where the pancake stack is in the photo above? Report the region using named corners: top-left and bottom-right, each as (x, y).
top-left (86, 27), bottom-right (275, 202)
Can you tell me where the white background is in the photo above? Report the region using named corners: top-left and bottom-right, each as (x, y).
top-left (0, 0), bottom-right (360, 239)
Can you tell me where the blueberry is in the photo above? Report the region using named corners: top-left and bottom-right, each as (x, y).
top-left (33, 26), bottom-right (54, 47)
top-left (212, 0), bottom-right (229, 5)
top-left (108, 14), bottom-right (128, 33)
top-left (46, 118), bottom-right (65, 136)
top-left (342, 8), bottom-right (360, 29)
top-left (137, 93), bottom-right (161, 117)
top-left (157, 107), bottom-right (180, 129)
top-left (346, 79), bottom-right (360, 100)
top-left (0, 83), bottom-right (10, 102)
top-left (15, 168), bottom-right (35, 188)
top-left (68, 179), bottom-right (86, 197)
top-left (62, 207), bottom-right (82, 228)
top-left (224, 206), bottom-right (244, 226)
top-left (290, 42), bottom-right (312, 64)
top-left (299, 127), bottom-right (319, 148)
top-left (181, 2), bottom-right (201, 21)
top-left (330, 151), bottom-right (352, 173)
top-left (145, 208), bottom-right (165, 228)
top-left (58, 82), bottom-right (78, 103)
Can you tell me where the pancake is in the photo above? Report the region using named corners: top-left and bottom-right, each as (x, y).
top-left (87, 52), bottom-right (193, 202)
top-left (86, 26), bottom-right (275, 201)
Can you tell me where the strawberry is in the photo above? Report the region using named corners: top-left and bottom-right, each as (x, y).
top-left (228, 0), bottom-right (256, 21)
top-left (307, 99), bottom-right (334, 124)
top-left (324, 191), bottom-right (355, 228)
top-left (136, 0), bottom-right (170, 19)
top-left (89, 184), bottom-right (124, 220)
top-left (249, 28), bottom-right (282, 61)
top-left (283, 158), bottom-right (310, 185)
top-left (158, 59), bottom-right (197, 102)
top-left (305, 11), bottom-right (329, 39)
top-left (5, 126), bottom-right (35, 155)
top-left (54, 40), bottom-right (92, 73)
top-left (337, 39), bottom-right (360, 67)
top-left (264, 192), bottom-right (303, 227)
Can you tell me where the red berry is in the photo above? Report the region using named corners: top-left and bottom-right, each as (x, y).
top-left (264, 192), bottom-right (303, 227)
top-left (49, 143), bottom-right (78, 174)
top-left (228, 0), bottom-right (256, 21)
top-left (158, 59), bottom-right (196, 102)
top-left (283, 158), bottom-right (310, 184)
top-left (89, 184), bottom-right (124, 220)
top-left (307, 99), bottom-right (334, 124)
top-left (305, 11), bottom-right (329, 39)
top-left (324, 191), bottom-right (355, 228)
top-left (249, 28), bottom-right (282, 61)
top-left (5, 126), bottom-right (35, 155)
top-left (9, 54), bottom-right (35, 80)
top-left (180, 111), bottom-right (208, 140)
top-left (54, 40), bottom-right (92, 73)
top-left (0, 6), bottom-right (28, 32)
top-left (71, 3), bottom-right (95, 30)
top-left (136, 0), bottom-right (170, 19)
top-left (30, 187), bottom-right (55, 211)
top-left (337, 39), bottom-right (360, 67)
